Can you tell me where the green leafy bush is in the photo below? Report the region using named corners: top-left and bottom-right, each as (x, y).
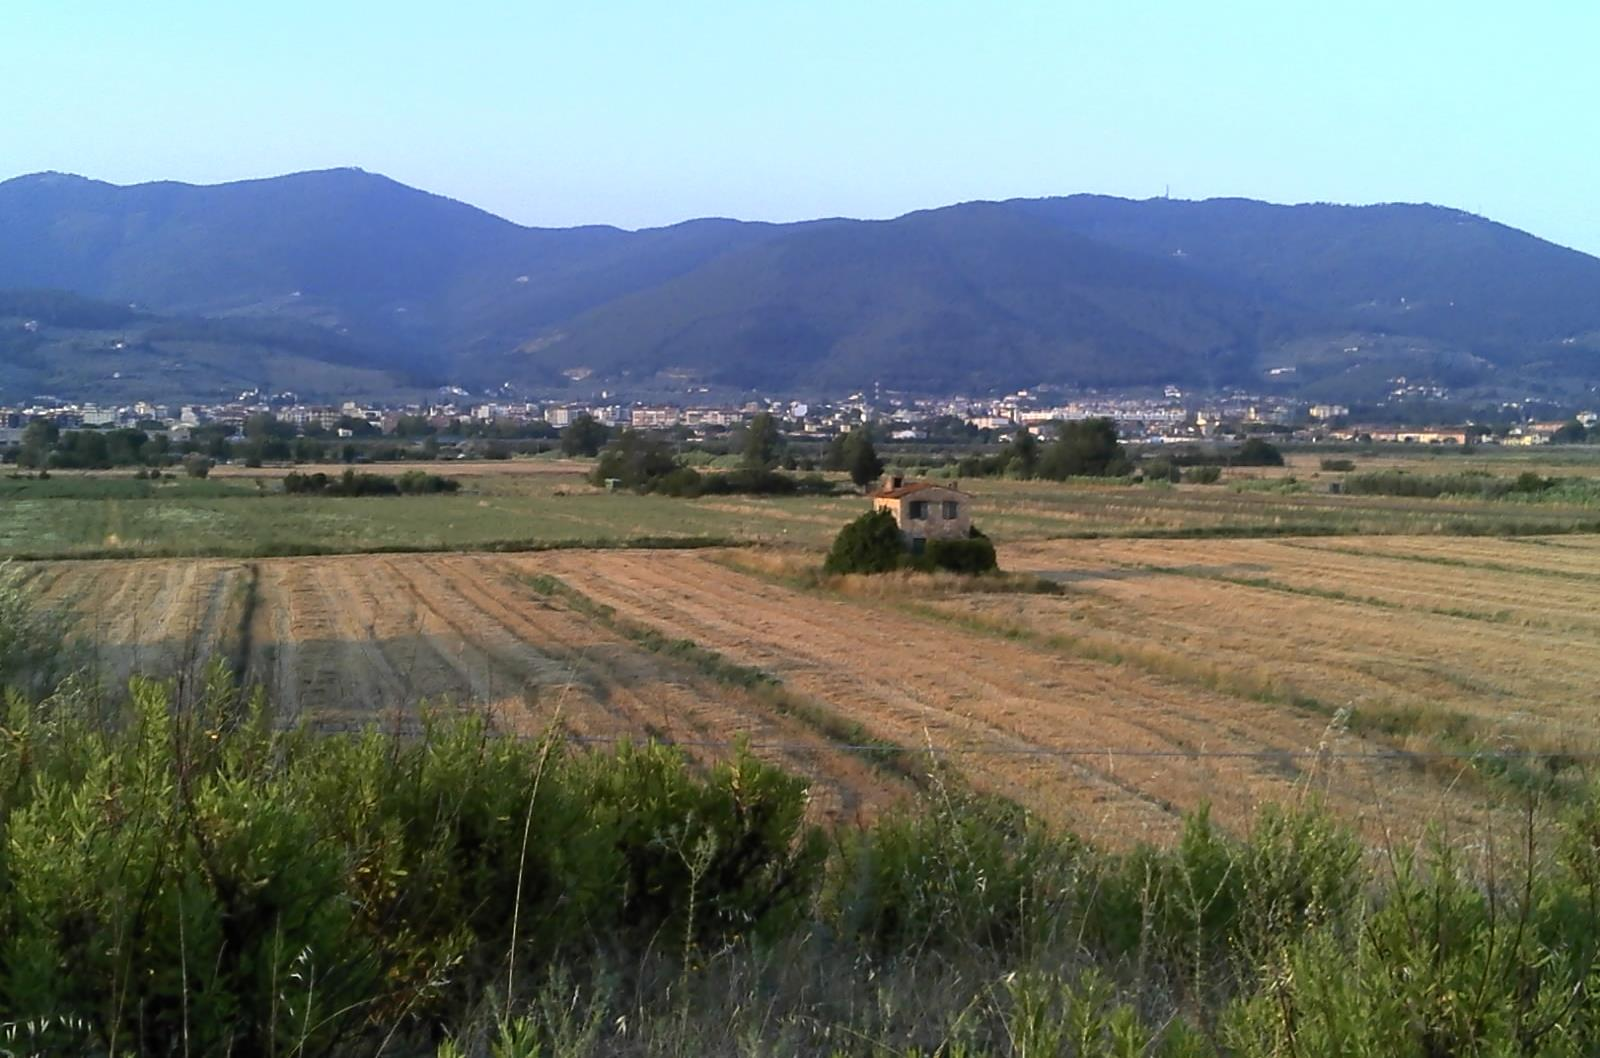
top-left (1142, 457), bottom-right (1182, 483)
top-left (924, 529), bottom-right (998, 574)
top-left (0, 668), bottom-right (820, 1052)
top-left (823, 509), bottom-right (906, 574)
top-left (0, 561), bottom-right (78, 696)
top-left (1233, 438), bottom-right (1285, 466)
top-left (283, 469), bottom-right (461, 496)
top-left (825, 786), bottom-right (1081, 953)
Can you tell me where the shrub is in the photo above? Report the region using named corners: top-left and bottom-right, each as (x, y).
top-left (0, 669), bottom-right (823, 1052)
top-left (824, 509), bottom-right (906, 575)
top-left (1320, 457), bottom-right (1356, 472)
top-left (0, 561), bottom-right (79, 695)
top-left (1184, 464), bottom-right (1223, 484)
top-left (1233, 438), bottom-right (1285, 466)
top-left (396, 469), bottom-right (463, 494)
top-left (284, 469), bottom-right (460, 496)
top-left (1340, 470), bottom-right (1556, 500)
top-left (1142, 457), bottom-right (1181, 483)
top-left (824, 786), bottom-right (1081, 953)
top-left (183, 453), bottom-right (213, 478)
top-left (925, 529), bottom-right (998, 574)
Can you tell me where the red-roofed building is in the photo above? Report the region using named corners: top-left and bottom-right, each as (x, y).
top-left (870, 475), bottom-right (972, 554)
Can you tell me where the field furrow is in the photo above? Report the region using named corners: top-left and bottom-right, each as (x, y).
top-left (521, 550), bottom-right (1479, 843)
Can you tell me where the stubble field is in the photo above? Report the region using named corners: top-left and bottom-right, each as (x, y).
top-left (30, 527), bottom-right (1600, 843)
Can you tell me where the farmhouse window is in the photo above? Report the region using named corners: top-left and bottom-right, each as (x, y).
top-left (908, 500), bottom-right (928, 519)
top-left (910, 537), bottom-right (927, 555)
top-left (942, 501), bottom-right (959, 520)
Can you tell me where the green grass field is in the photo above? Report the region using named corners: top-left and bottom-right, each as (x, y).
top-left (8, 451), bottom-right (1600, 558)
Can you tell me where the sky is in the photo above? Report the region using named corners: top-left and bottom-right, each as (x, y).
top-left (8, 0), bottom-right (1600, 253)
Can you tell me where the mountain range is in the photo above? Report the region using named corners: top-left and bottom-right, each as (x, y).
top-left (2, 167), bottom-right (1599, 403)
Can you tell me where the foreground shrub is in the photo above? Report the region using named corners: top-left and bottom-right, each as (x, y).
top-left (924, 529), bottom-right (998, 574)
top-left (825, 785), bottom-right (1082, 953)
top-left (7, 567), bottom-right (1600, 1055)
top-left (0, 670), bottom-right (820, 1052)
top-left (0, 561), bottom-right (78, 696)
top-left (823, 509), bottom-right (906, 574)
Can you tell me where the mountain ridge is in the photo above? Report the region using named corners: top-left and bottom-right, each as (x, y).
top-left (3, 168), bottom-right (1599, 402)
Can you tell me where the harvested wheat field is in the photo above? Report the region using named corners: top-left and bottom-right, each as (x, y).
top-left (25, 557), bottom-right (253, 689)
top-left (994, 535), bottom-right (1600, 753)
top-left (519, 549), bottom-right (1496, 845)
top-left (37, 538), bottom-right (1561, 843)
top-left (36, 553), bottom-right (904, 825)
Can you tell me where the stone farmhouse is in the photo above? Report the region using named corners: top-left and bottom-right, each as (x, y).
top-left (871, 475), bottom-right (971, 554)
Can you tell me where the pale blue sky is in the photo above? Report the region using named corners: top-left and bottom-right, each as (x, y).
top-left (8, 1), bottom-right (1600, 253)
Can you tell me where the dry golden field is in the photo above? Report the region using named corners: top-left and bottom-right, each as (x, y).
top-left (33, 532), bottom-right (1599, 844)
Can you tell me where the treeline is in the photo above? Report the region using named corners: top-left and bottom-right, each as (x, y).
top-left (2, 418), bottom-right (548, 471)
top-left (282, 468), bottom-right (461, 496)
top-left (6, 422), bottom-right (177, 470)
top-left (951, 419), bottom-right (1129, 480)
top-left (949, 426), bottom-right (1285, 483)
top-left (589, 413), bottom-right (840, 497)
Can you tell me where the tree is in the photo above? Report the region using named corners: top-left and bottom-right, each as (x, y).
top-left (741, 412), bottom-right (784, 471)
top-left (244, 412), bottom-right (295, 442)
top-left (1037, 418), bottom-right (1127, 480)
top-left (560, 414), bottom-right (609, 458)
top-left (841, 428), bottom-right (884, 489)
top-left (1009, 426), bottom-right (1039, 478)
top-left (1552, 419), bottom-right (1589, 445)
top-left (1233, 437), bottom-right (1285, 467)
top-left (17, 419), bottom-right (57, 470)
top-left (291, 437), bottom-right (325, 463)
top-left (590, 430), bottom-right (680, 490)
top-left (393, 415), bottom-right (436, 439)
top-left (183, 454), bottom-right (213, 478)
top-left (823, 510), bottom-right (905, 575)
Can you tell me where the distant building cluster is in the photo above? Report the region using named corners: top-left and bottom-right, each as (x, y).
top-left (0, 382), bottom-right (1592, 450)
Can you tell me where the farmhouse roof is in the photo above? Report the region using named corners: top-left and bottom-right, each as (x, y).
top-left (874, 481), bottom-right (969, 499)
